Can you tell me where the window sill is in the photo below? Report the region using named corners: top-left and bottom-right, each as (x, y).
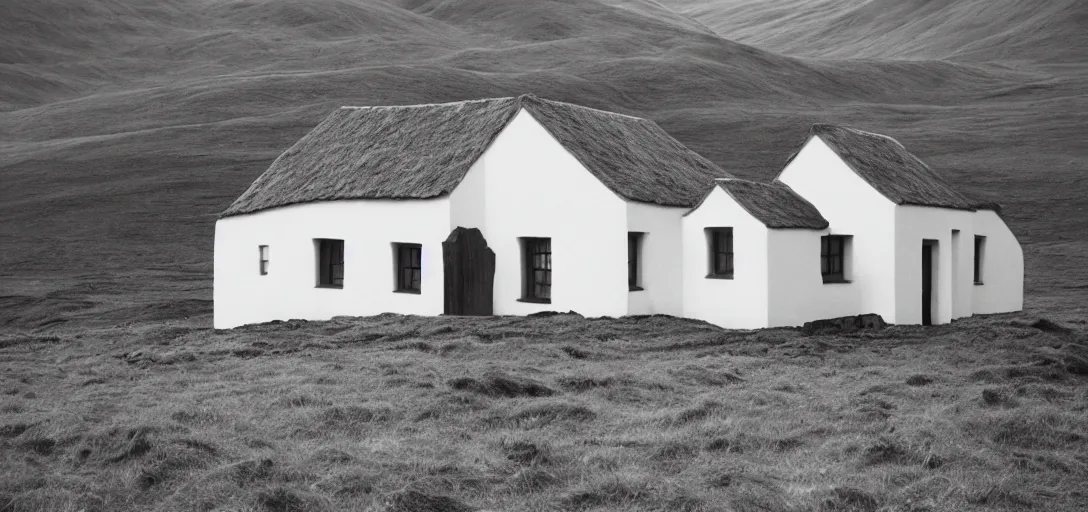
top-left (822, 278), bottom-right (852, 284)
top-left (974, 281), bottom-right (984, 286)
top-left (705, 273), bottom-right (734, 280)
top-left (629, 286), bottom-right (644, 292)
top-left (393, 289), bottom-right (421, 295)
top-left (315, 284), bottom-right (343, 289)
top-left (517, 298), bottom-right (552, 304)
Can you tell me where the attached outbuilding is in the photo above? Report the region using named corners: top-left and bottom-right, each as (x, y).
top-left (214, 95), bottom-right (1023, 329)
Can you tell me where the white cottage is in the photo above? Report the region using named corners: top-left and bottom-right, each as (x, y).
top-left (214, 95), bottom-right (1022, 329)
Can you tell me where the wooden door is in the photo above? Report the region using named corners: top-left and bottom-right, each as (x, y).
top-left (921, 243), bottom-right (933, 326)
top-left (443, 227), bottom-right (495, 316)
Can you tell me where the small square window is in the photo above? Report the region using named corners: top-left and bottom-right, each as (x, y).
top-left (316, 239), bottom-right (344, 288)
top-left (258, 245), bottom-right (269, 275)
top-left (705, 228), bottom-right (733, 279)
top-left (394, 243), bottom-right (422, 293)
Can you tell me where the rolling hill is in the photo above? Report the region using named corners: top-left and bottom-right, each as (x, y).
top-left (0, 0), bottom-right (1086, 328)
top-left (660, 0), bottom-right (1088, 64)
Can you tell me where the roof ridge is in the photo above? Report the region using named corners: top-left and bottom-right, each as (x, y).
top-left (340, 97), bottom-right (516, 110)
top-left (813, 123), bottom-right (908, 149)
top-left (519, 94), bottom-right (648, 121)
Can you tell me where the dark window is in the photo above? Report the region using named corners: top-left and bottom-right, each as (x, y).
top-left (974, 235), bottom-right (985, 284)
top-left (395, 243), bottom-right (422, 293)
top-left (316, 239), bottom-right (344, 288)
top-left (706, 228), bottom-right (733, 278)
top-left (258, 245), bottom-right (269, 275)
top-left (821, 235), bottom-right (847, 283)
top-left (521, 237), bottom-right (551, 303)
top-left (628, 232), bottom-right (644, 291)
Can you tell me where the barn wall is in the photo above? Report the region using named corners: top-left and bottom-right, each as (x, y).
top-left (213, 198), bottom-right (450, 329)
top-left (627, 202), bottom-right (686, 316)
top-left (766, 228), bottom-right (862, 327)
top-left (971, 209), bottom-right (1024, 314)
top-left (893, 205), bottom-right (976, 324)
top-left (449, 108), bottom-right (629, 317)
top-left (682, 187), bottom-right (769, 329)
top-left (776, 137), bottom-right (899, 322)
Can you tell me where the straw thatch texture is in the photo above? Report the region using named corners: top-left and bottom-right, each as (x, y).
top-left (777, 124), bottom-right (976, 211)
top-left (220, 97), bottom-right (520, 217)
top-left (717, 179), bottom-right (828, 229)
top-left (220, 94), bottom-right (730, 217)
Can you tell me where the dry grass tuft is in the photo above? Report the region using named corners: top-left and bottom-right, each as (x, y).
top-left (667, 365), bottom-right (745, 386)
top-left (561, 475), bottom-right (653, 509)
top-left (905, 374), bottom-right (934, 386)
top-left (448, 371), bottom-right (556, 398)
top-left (507, 466), bottom-right (560, 493)
top-left (381, 486), bottom-right (474, 512)
top-left (312, 405), bottom-right (395, 431)
top-left (982, 388), bottom-right (1019, 408)
top-left (500, 400), bottom-right (597, 429)
top-left (255, 486), bottom-right (330, 512)
top-left (989, 410), bottom-right (1084, 449)
top-left (500, 439), bottom-right (553, 466)
top-left (819, 486), bottom-right (880, 512)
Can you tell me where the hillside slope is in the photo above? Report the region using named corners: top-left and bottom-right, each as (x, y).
top-left (661, 0), bottom-right (1088, 64)
top-left (0, 0), bottom-right (1086, 327)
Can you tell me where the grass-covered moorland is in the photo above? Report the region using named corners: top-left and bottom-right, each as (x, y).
top-left (2, 310), bottom-right (1086, 511)
top-left (2, 0), bottom-right (1088, 510)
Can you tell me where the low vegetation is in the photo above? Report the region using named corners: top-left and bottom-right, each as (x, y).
top-left (2, 311), bottom-right (1086, 511)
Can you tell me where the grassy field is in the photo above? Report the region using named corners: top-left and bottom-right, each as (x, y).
top-left (2, 0), bottom-right (1088, 510)
top-left (2, 311), bottom-right (1087, 511)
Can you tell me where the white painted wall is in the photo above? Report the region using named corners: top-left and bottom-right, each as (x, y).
top-left (766, 228), bottom-right (862, 327)
top-left (893, 205), bottom-right (975, 324)
top-left (213, 198), bottom-right (450, 329)
top-left (216, 120), bottom-right (1023, 330)
top-left (682, 187), bottom-right (769, 329)
top-left (627, 202), bottom-right (687, 316)
top-left (972, 209), bottom-right (1023, 314)
top-left (448, 108), bottom-right (629, 317)
top-left (776, 137), bottom-right (900, 322)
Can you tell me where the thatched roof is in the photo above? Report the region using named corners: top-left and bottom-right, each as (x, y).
top-left (220, 94), bottom-right (728, 217)
top-left (685, 178), bottom-right (828, 229)
top-left (776, 124), bottom-right (978, 211)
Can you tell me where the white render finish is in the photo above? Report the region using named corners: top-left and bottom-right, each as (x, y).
top-left (766, 228), bottom-right (862, 327)
top-left (776, 137), bottom-right (900, 322)
top-left (215, 113), bottom-right (1024, 330)
top-left (893, 205), bottom-right (975, 325)
top-left (214, 198), bottom-right (451, 329)
top-left (449, 108), bottom-right (629, 318)
top-left (682, 187), bottom-right (770, 329)
top-left (627, 202), bottom-right (687, 317)
top-left (971, 209), bottom-right (1024, 315)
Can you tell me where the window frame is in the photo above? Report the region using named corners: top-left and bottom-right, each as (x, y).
top-left (519, 237), bottom-right (552, 304)
top-left (393, 242), bottom-right (422, 294)
top-left (258, 245), bottom-right (269, 276)
top-left (628, 232), bottom-right (644, 291)
top-left (315, 238), bottom-right (345, 289)
top-left (705, 227), bottom-right (734, 279)
top-left (973, 235), bottom-right (986, 285)
top-left (821, 235), bottom-right (849, 284)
